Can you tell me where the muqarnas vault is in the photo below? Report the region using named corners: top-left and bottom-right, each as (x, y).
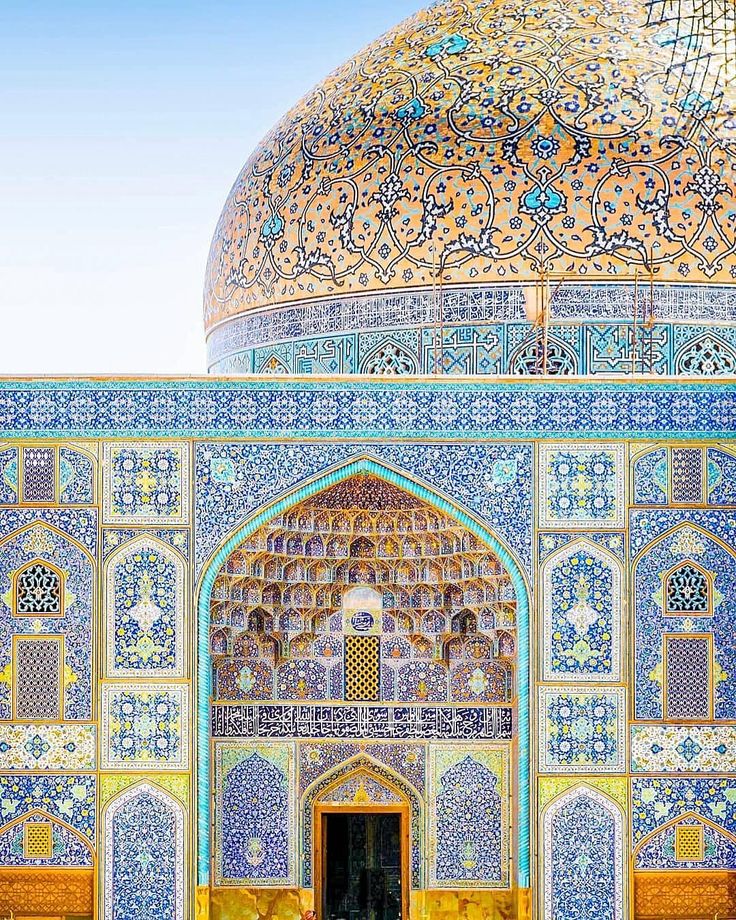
top-left (2, 0), bottom-right (736, 918)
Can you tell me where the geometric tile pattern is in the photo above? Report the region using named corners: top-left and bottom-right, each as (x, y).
top-left (538, 688), bottom-right (626, 773)
top-left (101, 685), bottom-right (189, 771)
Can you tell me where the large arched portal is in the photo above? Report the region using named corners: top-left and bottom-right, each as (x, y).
top-left (203, 464), bottom-right (523, 918)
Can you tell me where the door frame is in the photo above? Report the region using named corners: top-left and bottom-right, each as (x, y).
top-left (315, 804), bottom-right (410, 920)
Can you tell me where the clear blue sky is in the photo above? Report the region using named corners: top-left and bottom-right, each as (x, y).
top-left (0, 0), bottom-right (421, 374)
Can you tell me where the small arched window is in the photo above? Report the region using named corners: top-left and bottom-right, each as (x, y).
top-left (664, 563), bottom-right (711, 616)
top-left (15, 561), bottom-right (62, 616)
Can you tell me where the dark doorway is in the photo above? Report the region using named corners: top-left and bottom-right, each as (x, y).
top-left (323, 813), bottom-right (403, 920)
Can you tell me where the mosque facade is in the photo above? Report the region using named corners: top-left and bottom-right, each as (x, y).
top-left (1, 1), bottom-right (736, 919)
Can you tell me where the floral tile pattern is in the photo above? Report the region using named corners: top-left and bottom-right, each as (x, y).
top-left (539, 444), bottom-right (625, 528)
top-left (0, 724), bottom-right (96, 771)
top-left (539, 688), bottom-right (626, 773)
top-left (103, 443), bottom-right (189, 524)
top-left (101, 685), bottom-right (189, 771)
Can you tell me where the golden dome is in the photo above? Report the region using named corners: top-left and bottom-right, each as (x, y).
top-left (204, 0), bottom-right (736, 371)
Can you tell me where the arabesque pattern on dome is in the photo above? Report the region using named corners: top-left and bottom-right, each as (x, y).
top-left (205, 0), bottom-right (736, 339)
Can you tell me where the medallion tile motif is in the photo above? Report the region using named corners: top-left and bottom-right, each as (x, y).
top-left (539, 444), bottom-right (625, 529)
top-left (538, 687), bottom-right (626, 773)
top-left (103, 443), bottom-right (189, 524)
top-left (101, 685), bottom-right (189, 771)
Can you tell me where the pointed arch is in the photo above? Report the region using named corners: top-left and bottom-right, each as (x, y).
top-left (0, 807), bottom-right (94, 866)
top-left (302, 753), bottom-right (422, 888)
top-left (102, 781), bottom-right (185, 920)
top-left (541, 537), bottom-right (623, 682)
top-left (632, 521), bottom-right (736, 721)
top-left (0, 521), bottom-right (94, 722)
top-left (196, 454), bottom-right (531, 888)
top-left (632, 519), bottom-right (736, 567)
top-left (0, 519), bottom-right (95, 565)
top-left (541, 784), bottom-right (625, 920)
top-left (633, 809), bottom-right (736, 857)
top-left (104, 534), bottom-right (186, 677)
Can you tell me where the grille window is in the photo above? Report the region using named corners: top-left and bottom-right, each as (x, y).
top-left (16, 563), bottom-right (62, 616)
top-left (344, 635), bottom-right (380, 702)
top-left (671, 448), bottom-right (704, 504)
top-left (675, 825), bottom-right (704, 862)
top-left (665, 635), bottom-right (711, 721)
top-left (24, 822), bottom-right (53, 858)
top-left (14, 638), bottom-right (63, 720)
top-left (22, 447), bottom-right (56, 503)
top-left (665, 564), bottom-right (710, 615)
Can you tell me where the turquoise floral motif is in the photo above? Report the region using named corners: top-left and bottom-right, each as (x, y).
top-left (396, 98), bottom-right (427, 122)
top-left (426, 33), bottom-right (468, 58)
top-left (260, 213), bottom-right (285, 243)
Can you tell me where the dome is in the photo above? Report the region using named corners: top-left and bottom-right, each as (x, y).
top-left (204, 0), bottom-right (736, 375)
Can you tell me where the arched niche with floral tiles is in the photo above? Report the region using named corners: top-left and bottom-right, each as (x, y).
top-left (103, 782), bottom-right (185, 920)
top-left (105, 536), bottom-right (186, 678)
top-left (541, 539), bottom-right (622, 682)
top-left (542, 786), bottom-right (625, 920)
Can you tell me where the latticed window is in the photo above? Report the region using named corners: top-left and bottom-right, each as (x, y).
top-left (665, 564), bottom-right (710, 615)
top-left (15, 562), bottom-right (62, 616)
top-left (22, 446), bottom-right (56, 503)
top-left (24, 822), bottom-right (53, 858)
top-left (671, 448), bottom-right (704, 504)
top-left (665, 635), bottom-right (712, 721)
top-left (675, 825), bottom-right (704, 862)
top-left (344, 635), bottom-right (380, 702)
top-left (14, 638), bottom-right (63, 720)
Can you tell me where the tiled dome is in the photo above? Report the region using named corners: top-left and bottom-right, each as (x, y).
top-left (204, 0), bottom-right (736, 374)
